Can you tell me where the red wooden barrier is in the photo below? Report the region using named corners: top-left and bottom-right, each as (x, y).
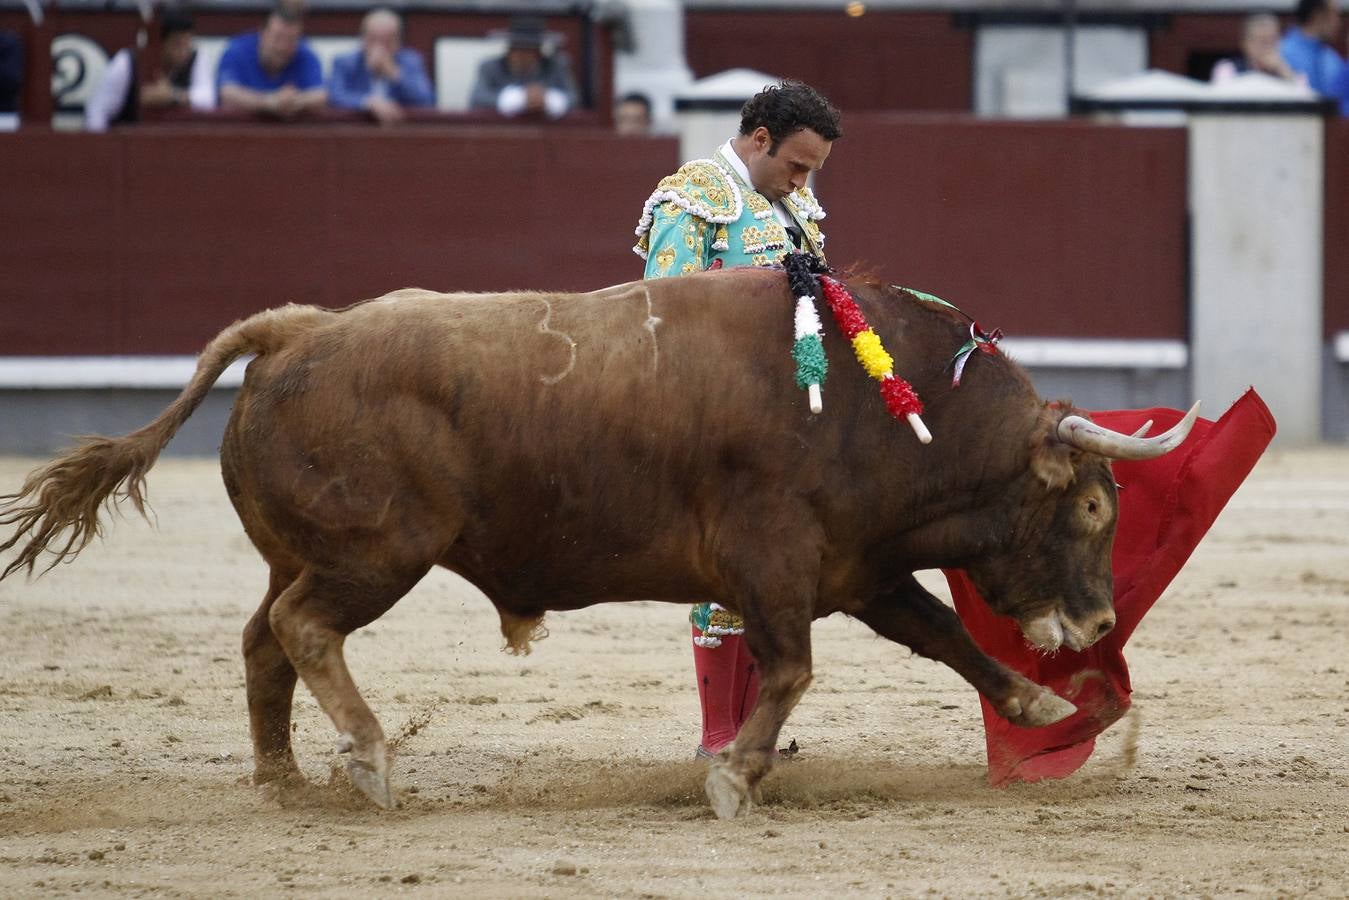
top-left (0, 128), bottom-right (678, 355)
top-left (818, 116), bottom-right (1189, 340)
top-left (684, 10), bottom-right (972, 113)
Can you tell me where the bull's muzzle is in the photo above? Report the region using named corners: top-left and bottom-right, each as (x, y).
top-left (1024, 607), bottom-right (1116, 652)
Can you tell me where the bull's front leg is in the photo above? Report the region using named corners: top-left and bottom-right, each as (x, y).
top-left (854, 574), bottom-right (1076, 728)
top-left (704, 549), bottom-right (818, 820)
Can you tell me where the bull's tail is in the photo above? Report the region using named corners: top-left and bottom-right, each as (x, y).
top-left (0, 304), bottom-right (330, 581)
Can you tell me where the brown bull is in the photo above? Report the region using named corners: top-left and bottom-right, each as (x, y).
top-left (0, 267), bottom-right (1196, 819)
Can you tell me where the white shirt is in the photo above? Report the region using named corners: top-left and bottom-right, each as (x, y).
top-left (84, 48), bottom-right (133, 132)
top-left (84, 47), bottom-right (215, 133)
top-left (496, 83), bottom-right (570, 119)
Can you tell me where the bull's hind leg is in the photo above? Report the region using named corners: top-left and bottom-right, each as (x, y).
top-left (243, 568), bottom-right (302, 785)
top-left (268, 566), bottom-right (424, 809)
top-left (854, 574), bottom-right (1075, 728)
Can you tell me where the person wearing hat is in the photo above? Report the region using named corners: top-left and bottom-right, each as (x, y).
top-left (469, 16), bottom-right (578, 119)
top-left (632, 80), bottom-right (842, 759)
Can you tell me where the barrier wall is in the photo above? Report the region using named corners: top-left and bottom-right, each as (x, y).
top-left (818, 117), bottom-right (1188, 340)
top-left (0, 127), bottom-right (677, 355)
top-left (684, 10), bottom-right (973, 112)
top-left (0, 118), bottom-right (1191, 357)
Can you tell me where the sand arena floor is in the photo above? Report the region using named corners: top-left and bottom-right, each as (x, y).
top-left (0, 448), bottom-right (1346, 898)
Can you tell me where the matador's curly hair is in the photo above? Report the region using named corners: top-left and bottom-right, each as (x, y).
top-left (738, 80), bottom-right (842, 153)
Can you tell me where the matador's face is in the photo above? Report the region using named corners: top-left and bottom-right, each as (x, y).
top-left (745, 127), bottom-right (832, 203)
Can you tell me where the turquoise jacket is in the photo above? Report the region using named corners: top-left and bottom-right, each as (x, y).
top-left (633, 148), bottom-right (826, 278)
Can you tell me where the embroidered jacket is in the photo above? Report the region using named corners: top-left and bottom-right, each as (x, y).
top-left (633, 150), bottom-right (826, 279)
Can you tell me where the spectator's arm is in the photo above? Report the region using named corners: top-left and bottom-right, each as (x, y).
top-left (219, 82), bottom-right (277, 113)
top-left (544, 53), bottom-right (579, 118)
top-left (327, 55), bottom-right (367, 110)
top-left (84, 48), bottom-right (132, 132)
top-left (468, 59), bottom-right (505, 110)
top-left (543, 87), bottom-right (570, 119)
top-left (0, 30), bottom-right (25, 106)
top-left (391, 51), bottom-right (434, 108)
top-left (188, 49), bottom-right (215, 110)
top-left (293, 86), bottom-right (328, 113)
top-left (495, 84), bottom-right (527, 117)
top-left (1320, 52), bottom-right (1346, 98)
top-left (290, 48), bottom-right (327, 113)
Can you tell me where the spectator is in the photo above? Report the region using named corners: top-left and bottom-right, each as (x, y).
top-left (217, 1), bottom-right (326, 119)
top-left (1279, 0), bottom-right (1344, 95)
top-left (469, 16), bottom-right (578, 119)
top-left (84, 7), bottom-right (212, 132)
top-left (1211, 13), bottom-right (1300, 83)
top-left (614, 91), bottom-right (652, 135)
top-left (0, 28), bottom-right (22, 125)
top-left (329, 8), bottom-right (433, 125)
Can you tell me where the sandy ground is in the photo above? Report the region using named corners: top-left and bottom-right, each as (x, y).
top-left (0, 447), bottom-right (1346, 899)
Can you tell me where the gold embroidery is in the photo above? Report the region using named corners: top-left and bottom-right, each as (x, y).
top-left (681, 261), bottom-right (699, 275)
top-left (744, 192), bottom-right (772, 219)
top-left (655, 246), bottom-right (676, 272)
top-left (739, 222), bottom-right (788, 255)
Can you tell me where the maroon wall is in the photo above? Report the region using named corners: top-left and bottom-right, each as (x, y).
top-left (818, 116), bottom-right (1188, 340)
top-left (684, 10), bottom-right (972, 112)
top-left (0, 128), bottom-right (677, 355)
top-left (1327, 119), bottom-right (1349, 339)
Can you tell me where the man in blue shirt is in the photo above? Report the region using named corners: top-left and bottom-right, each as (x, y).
top-left (1280, 0), bottom-right (1344, 95)
top-left (329, 8), bottom-right (433, 125)
top-left (217, 2), bottom-right (326, 119)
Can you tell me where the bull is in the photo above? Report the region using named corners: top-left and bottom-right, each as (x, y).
top-left (0, 267), bottom-right (1196, 819)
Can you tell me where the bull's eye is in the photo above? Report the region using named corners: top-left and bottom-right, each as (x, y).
top-left (1086, 499), bottom-right (1100, 516)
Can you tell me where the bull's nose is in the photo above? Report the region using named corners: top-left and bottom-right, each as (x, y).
top-left (1088, 610), bottom-right (1116, 643)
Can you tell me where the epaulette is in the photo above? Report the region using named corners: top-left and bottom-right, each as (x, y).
top-left (785, 184), bottom-right (826, 222)
top-left (633, 159), bottom-right (743, 259)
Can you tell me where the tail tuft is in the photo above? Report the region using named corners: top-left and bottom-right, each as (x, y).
top-left (0, 430), bottom-right (160, 580)
top-left (0, 302), bottom-right (329, 582)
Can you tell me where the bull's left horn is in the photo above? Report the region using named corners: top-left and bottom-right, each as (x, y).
top-left (1057, 402), bottom-right (1201, 460)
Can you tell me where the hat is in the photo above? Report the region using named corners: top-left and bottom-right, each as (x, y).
top-left (493, 16), bottom-right (560, 52)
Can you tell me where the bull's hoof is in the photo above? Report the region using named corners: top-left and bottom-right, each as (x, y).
top-left (705, 763), bottom-right (751, 820)
top-left (347, 758), bottom-right (396, 809)
top-left (1015, 690), bottom-right (1078, 728)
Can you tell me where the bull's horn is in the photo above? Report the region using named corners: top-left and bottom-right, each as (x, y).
top-left (1057, 402), bottom-right (1201, 460)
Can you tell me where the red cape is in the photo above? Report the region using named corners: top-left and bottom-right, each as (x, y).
top-left (944, 388), bottom-right (1276, 786)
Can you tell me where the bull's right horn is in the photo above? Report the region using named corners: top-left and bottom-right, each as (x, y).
top-left (1057, 402), bottom-right (1201, 460)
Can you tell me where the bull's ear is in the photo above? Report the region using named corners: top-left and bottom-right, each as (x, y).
top-left (1029, 401), bottom-right (1078, 490)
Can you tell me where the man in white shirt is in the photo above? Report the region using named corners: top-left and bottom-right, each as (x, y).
top-left (85, 7), bottom-right (213, 132)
